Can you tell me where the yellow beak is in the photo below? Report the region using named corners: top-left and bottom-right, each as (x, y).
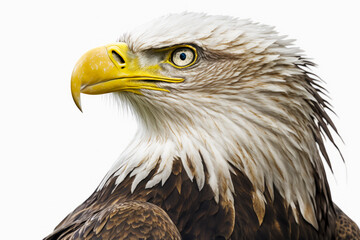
top-left (71, 43), bottom-right (183, 112)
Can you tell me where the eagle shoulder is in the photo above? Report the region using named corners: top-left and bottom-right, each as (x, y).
top-left (335, 205), bottom-right (360, 240)
top-left (44, 201), bottom-right (181, 240)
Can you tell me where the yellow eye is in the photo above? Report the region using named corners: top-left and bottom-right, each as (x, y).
top-left (171, 47), bottom-right (196, 67)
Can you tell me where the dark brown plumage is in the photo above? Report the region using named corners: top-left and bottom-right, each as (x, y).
top-left (335, 206), bottom-right (360, 240)
top-left (45, 159), bottom-right (358, 240)
top-left (45, 160), bottom-right (233, 239)
top-left (51, 201), bottom-right (181, 240)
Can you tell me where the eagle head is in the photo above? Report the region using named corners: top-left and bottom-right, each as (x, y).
top-left (70, 12), bottom-right (337, 229)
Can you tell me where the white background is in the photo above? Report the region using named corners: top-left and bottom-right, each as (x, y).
top-left (0, 0), bottom-right (359, 239)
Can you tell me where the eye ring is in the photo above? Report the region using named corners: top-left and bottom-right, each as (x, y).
top-left (170, 46), bottom-right (197, 68)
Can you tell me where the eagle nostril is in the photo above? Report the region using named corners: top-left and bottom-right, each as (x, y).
top-left (112, 50), bottom-right (125, 65)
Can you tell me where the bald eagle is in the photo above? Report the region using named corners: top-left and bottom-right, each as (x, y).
top-left (45, 13), bottom-right (360, 240)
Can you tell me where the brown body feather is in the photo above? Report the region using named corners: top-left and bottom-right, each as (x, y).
top-left (335, 206), bottom-right (360, 240)
top-left (44, 159), bottom-right (359, 239)
top-left (46, 201), bottom-right (181, 240)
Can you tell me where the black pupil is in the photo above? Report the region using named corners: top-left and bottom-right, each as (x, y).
top-left (180, 52), bottom-right (187, 60)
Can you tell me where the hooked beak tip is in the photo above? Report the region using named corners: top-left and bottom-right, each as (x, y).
top-left (71, 90), bottom-right (83, 112)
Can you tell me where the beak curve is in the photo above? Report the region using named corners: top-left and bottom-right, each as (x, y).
top-left (71, 43), bottom-right (183, 112)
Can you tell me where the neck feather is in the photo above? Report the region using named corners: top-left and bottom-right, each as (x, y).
top-left (99, 90), bottom-right (326, 228)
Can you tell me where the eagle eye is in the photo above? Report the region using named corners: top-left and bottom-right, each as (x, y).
top-left (170, 47), bottom-right (196, 68)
